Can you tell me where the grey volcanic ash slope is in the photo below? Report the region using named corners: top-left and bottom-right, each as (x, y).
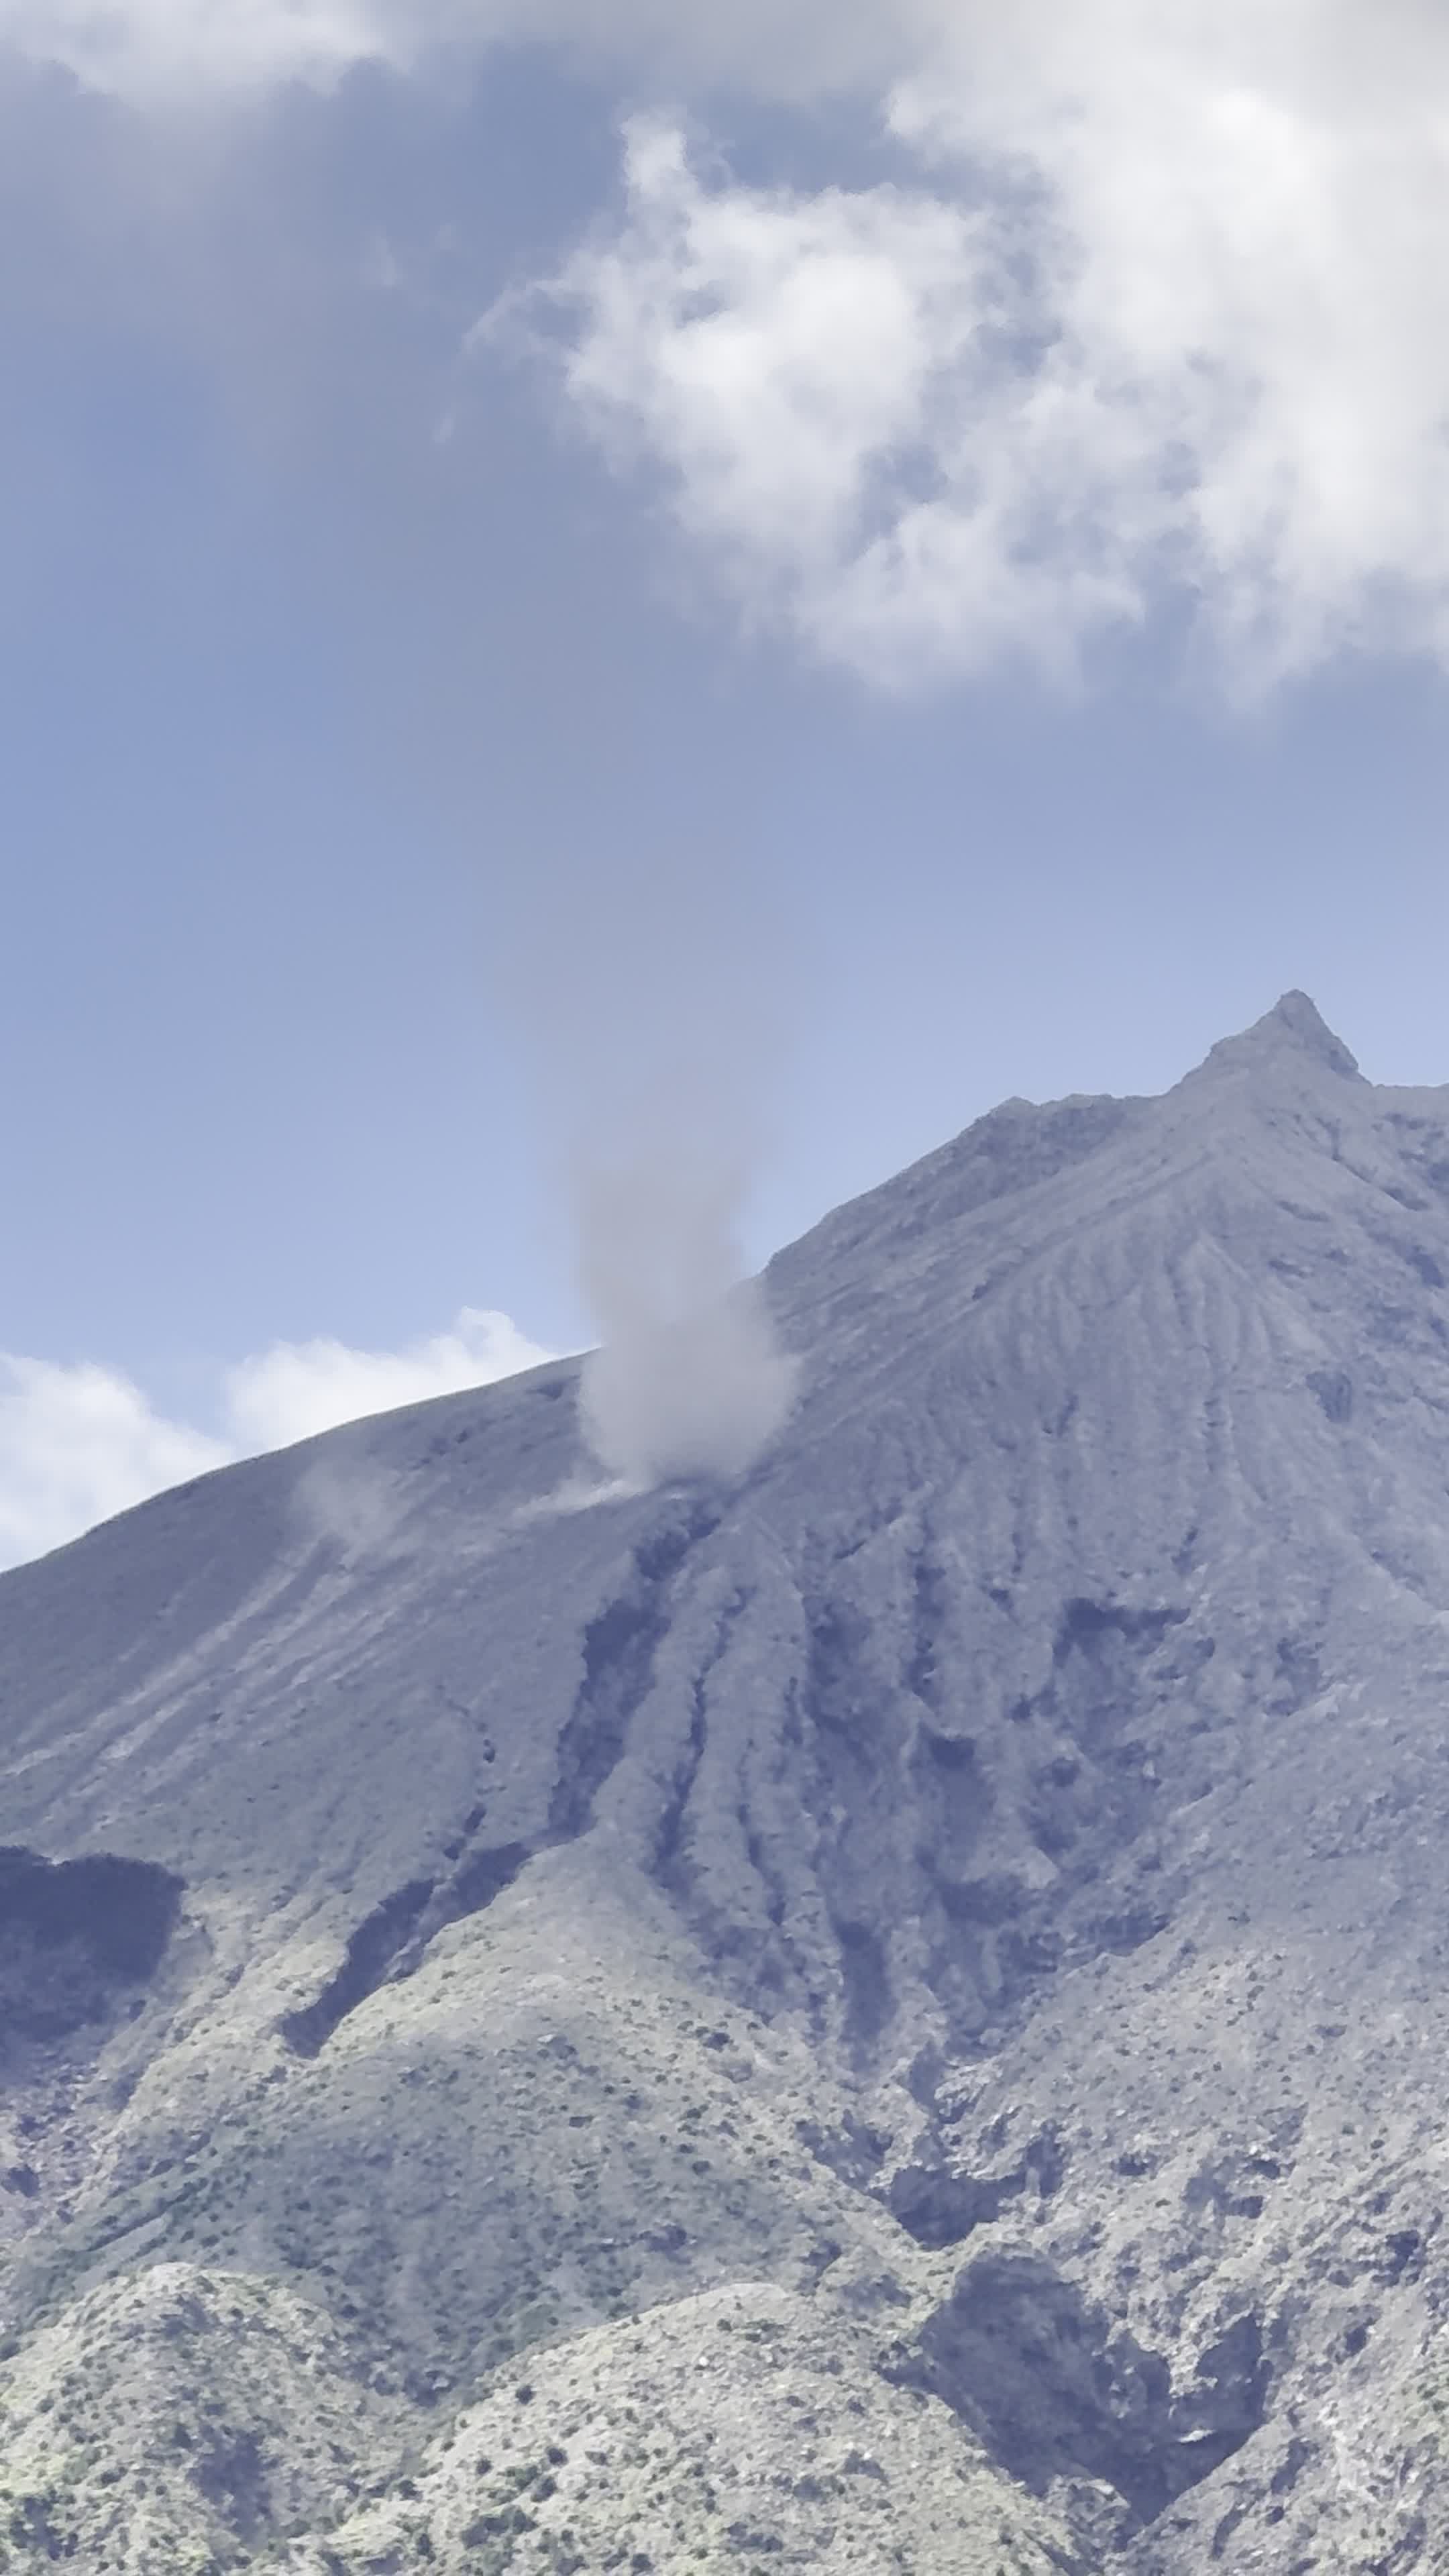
top-left (3, 994), bottom-right (1449, 2573)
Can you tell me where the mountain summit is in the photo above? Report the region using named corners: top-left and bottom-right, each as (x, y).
top-left (1201, 983), bottom-right (1362, 1078)
top-left (3, 996), bottom-right (1448, 2573)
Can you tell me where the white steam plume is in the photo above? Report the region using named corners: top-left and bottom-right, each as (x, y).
top-left (576, 1118), bottom-right (796, 1488)
top-left (513, 844), bottom-right (798, 1492)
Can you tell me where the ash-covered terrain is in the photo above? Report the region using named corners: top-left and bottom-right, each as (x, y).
top-left (3, 991), bottom-right (1448, 2572)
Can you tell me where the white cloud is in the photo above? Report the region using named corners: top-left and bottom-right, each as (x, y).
top-left (11, 0), bottom-right (1449, 688)
top-left (0, 1307), bottom-right (554, 1572)
top-left (221, 1306), bottom-right (552, 1450)
top-left (533, 6), bottom-right (1449, 691)
top-left (539, 123), bottom-right (996, 633)
top-left (0, 1355), bottom-right (228, 1572)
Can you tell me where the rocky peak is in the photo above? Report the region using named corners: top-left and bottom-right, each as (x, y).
top-left (1191, 987), bottom-right (1361, 1087)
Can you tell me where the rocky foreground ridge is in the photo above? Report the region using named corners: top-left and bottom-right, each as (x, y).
top-left (2, 991), bottom-right (1448, 2571)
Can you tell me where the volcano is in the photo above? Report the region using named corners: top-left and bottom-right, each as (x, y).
top-left (2, 991), bottom-right (1446, 2573)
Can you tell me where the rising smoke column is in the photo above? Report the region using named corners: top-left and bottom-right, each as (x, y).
top-left (575, 1111), bottom-right (797, 1486)
top-left (513, 838), bottom-right (799, 1491)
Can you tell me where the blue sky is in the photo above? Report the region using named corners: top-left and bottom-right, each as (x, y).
top-left (3, 3), bottom-right (1448, 1559)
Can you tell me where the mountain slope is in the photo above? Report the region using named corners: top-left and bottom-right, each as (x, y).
top-left (3, 991), bottom-right (1448, 2571)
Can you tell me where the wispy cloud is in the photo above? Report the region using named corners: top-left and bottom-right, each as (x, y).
top-left (0, 1307), bottom-right (553, 1572)
top-left (0, 0), bottom-right (410, 95)
top-left (0, 0), bottom-right (926, 100)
